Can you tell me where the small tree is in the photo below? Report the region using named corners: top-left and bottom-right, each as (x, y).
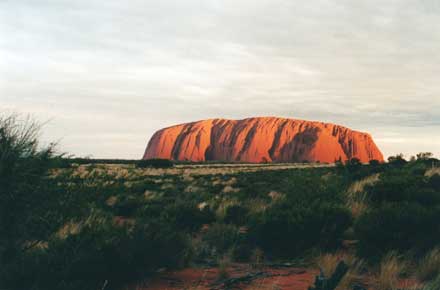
top-left (387, 154), bottom-right (407, 167)
top-left (0, 114), bottom-right (56, 262)
top-left (346, 158), bottom-right (361, 166)
top-left (417, 152), bottom-right (434, 161)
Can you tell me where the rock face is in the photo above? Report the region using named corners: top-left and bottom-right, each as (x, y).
top-left (143, 117), bottom-right (384, 163)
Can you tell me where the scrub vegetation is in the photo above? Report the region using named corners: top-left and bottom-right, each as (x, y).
top-left (1, 114), bottom-right (439, 290)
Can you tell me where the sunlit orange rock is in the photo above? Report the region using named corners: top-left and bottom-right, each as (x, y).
top-left (143, 117), bottom-right (384, 163)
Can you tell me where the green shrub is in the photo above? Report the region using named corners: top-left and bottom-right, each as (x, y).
top-left (355, 203), bottom-right (440, 259)
top-left (161, 201), bottom-right (215, 232)
top-left (429, 174), bottom-right (440, 191)
top-left (387, 154), bottom-right (407, 167)
top-left (1, 213), bottom-right (187, 290)
top-left (0, 114), bottom-right (59, 264)
top-left (369, 159), bottom-right (381, 166)
top-left (223, 204), bottom-right (249, 225)
top-left (249, 201), bottom-right (352, 258)
top-left (346, 158), bottom-right (362, 167)
top-left (366, 173), bottom-right (440, 206)
top-left (113, 195), bottom-right (141, 216)
top-left (202, 223), bottom-right (241, 254)
top-left (231, 242), bottom-right (253, 262)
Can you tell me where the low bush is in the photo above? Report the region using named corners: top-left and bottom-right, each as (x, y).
top-left (355, 203), bottom-right (440, 259)
top-left (429, 174), bottom-right (440, 191)
top-left (202, 223), bottom-right (241, 255)
top-left (223, 204), bottom-right (249, 225)
top-left (387, 154), bottom-right (408, 167)
top-left (355, 164), bottom-right (440, 260)
top-left (161, 201), bottom-right (215, 232)
top-left (231, 242), bottom-right (253, 262)
top-left (1, 213), bottom-right (187, 290)
top-left (113, 195), bottom-right (141, 216)
top-left (366, 173), bottom-right (440, 206)
top-left (249, 201), bottom-right (352, 258)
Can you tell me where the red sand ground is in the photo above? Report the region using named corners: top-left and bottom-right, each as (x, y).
top-left (131, 264), bottom-right (318, 290)
top-left (126, 264), bottom-right (419, 290)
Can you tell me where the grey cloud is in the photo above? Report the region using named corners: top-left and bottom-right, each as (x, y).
top-left (0, 0), bottom-right (439, 158)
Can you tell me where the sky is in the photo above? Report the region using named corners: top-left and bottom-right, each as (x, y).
top-left (1, 0), bottom-right (439, 159)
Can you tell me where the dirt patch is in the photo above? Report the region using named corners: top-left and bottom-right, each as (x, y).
top-left (128, 264), bottom-right (317, 290)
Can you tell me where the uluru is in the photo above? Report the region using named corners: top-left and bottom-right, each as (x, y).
top-left (143, 117), bottom-right (384, 163)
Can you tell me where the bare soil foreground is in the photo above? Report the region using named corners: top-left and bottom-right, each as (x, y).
top-left (129, 264), bottom-right (318, 290)
top-left (127, 264), bottom-right (418, 290)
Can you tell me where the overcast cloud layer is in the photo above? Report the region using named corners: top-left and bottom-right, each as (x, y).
top-left (1, 0), bottom-right (439, 159)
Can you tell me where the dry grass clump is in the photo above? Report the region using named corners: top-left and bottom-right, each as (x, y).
top-left (347, 174), bottom-right (380, 194)
top-left (144, 190), bottom-right (160, 200)
top-left (185, 185), bottom-right (203, 193)
top-left (376, 252), bottom-right (406, 290)
top-left (248, 282), bottom-right (281, 290)
top-left (113, 168), bottom-right (130, 179)
top-left (267, 191), bottom-right (284, 201)
top-left (113, 216), bottom-right (136, 228)
top-left (317, 253), bottom-right (342, 277)
top-left (56, 220), bottom-right (83, 239)
top-left (247, 198), bottom-right (269, 214)
top-left (425, 167), bottom-right (440, 178)
top-left (222, 185), bottom-right (240, 193)
top-left (347, 195), bottom-right (369, 218)
top-left (197, 201), bottom-right (208, 210)
top-left (182, 174), bottom-right (195, 182)
top-left (338, 259), bottom-right (364, 290)
top-left (224, 177), bottom-right (237, 186)
top-left (250, 248), bottom-right (265, 269)
top-left (123, 181), bottom-right (135, 188)
top-left (22, 240), bottom-right (49, 251)
top-left (210, 177), bottom-right (240, 192)
top-left (211, 177), bottom-right (223, 186)
top-left (161, 183), bottom-right (174, 190)
top-left (71, 166), bottom-right (92, 179)
top-left (217, 254), bottom-right (231, 280)
top-left (215, 199), bottom-right (240, 220)
top-left (346, 174), bottom-right (380, 218)
top-left (316, 252), bottom-right (364, 290)
top-left (56, 212), bottom-right (114, 240)
top-left (416, 248), bottom-right (440, 282)
top-left (105, 195), bottom-right (118, 206)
